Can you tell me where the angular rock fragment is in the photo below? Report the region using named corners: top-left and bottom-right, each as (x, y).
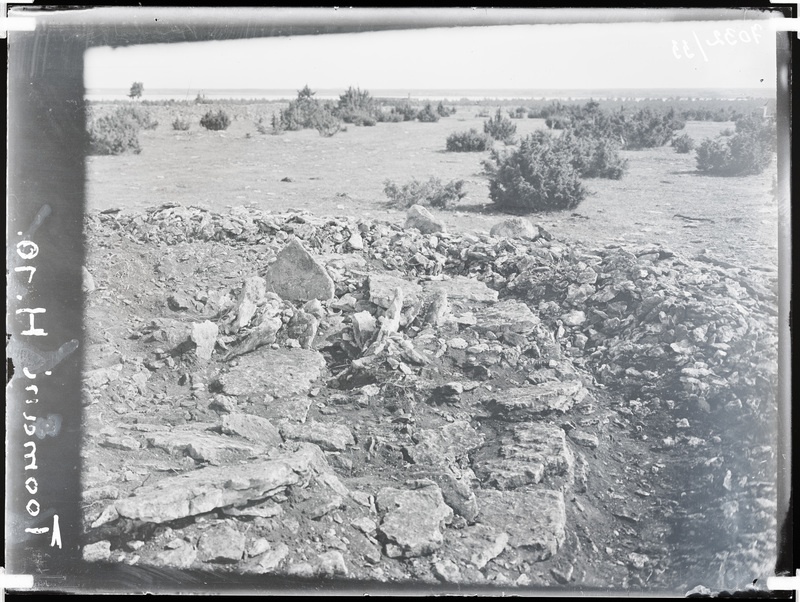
top-left (428, 382), bottom-right (464, 405)
top-left (82, 266), bottom-right (96, 293)
top-left (197, 522), bottom-right (246, 563)
top-left (225, 276), bottom-right (267, 333)
top-left (168, 293), bottom-right (193, 311)
top-left (568, 429), bottom-right (599, 449)
top-left (82, 540), bottom-right (111, 562)
top-left (376, 479), bottom-right (453, 558)
top-left (443, 524), bottom-right (509, 569)
top-left (153, 539), bottom-right (197, 569)
top-left (472, 423), bottom-right (573, 490)
top-left (433, 558), bottom-right (461, 583)
top-left (316, 550), bottom-right (349, 576)
top-left (84, 365), bottom-right (122, 390)
top-left (412, 469), bottom-right (480, 522)
top-left (279, 420), bottom-right (354, 452)
top-left (191, 320), bottom-right (218, 361)
top-left (483, 381), bottom-right (586, 418)
top-left (477, 489), bottom-right (566, 561)
top-left (473, 300), bottom-right (540, 335)
top-left (418, 289), bottom-right (450, 327)
top-left (263, 238), bottom-right (335, 301)
top-left (223, 315), bottom-right (282, 361)
top-left (244, 542), bottom-right (289, 574)
top-left (351, 311), bottom-right (377, 348)
top-left (405, 204), bottom-right (446, 234)
top-left (560, 310), bottom-right (586, 327)
top-left (287, 310), bottom-right (319, 349)
top-left (489, 217), bottom-right (539, 240)
top-left (368, 273), bottom-right (422, 309)
top-left (115, 443), bottom-right (338, 523)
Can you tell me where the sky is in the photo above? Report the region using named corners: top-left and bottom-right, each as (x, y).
top-left (84, 19), bottom-right (779, 93)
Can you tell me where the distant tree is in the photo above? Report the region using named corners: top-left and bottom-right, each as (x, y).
top-left (297, 85), bottom-right (316, 100)
top-left (128, 82), bottom-right (144, 100)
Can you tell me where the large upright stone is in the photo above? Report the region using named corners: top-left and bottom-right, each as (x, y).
top-left (476, 489), bottom-right (566, 561)
top-left (489, 217), bottom-right (539, 240)
top-left (405, 205), bottom-right (446, 234)
top-left (263, 238), bottom-right (335, 302)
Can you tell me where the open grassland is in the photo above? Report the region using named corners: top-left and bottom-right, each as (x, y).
top-left (86, 101), bottom-right (778, 272)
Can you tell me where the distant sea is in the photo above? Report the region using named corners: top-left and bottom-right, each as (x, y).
top-left (85, 87), bottom-right (774, 102)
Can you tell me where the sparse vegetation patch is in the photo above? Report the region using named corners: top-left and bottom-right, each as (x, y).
top-left (384, 177), bottom-right (467, 209)
top-left (445, 128), bottom-right (493, 152)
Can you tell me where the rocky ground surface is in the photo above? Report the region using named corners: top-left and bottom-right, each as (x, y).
top-left (80, 204), bottom-right (779, 594)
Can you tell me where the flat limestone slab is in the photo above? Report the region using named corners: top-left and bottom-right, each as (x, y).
top-left (472, 423), bottom-right (573, 490)
top-left (404, 420), bottom-right (485, 467)
top-left (146, 430), bottom-right (262, 465)
top-left (217, 348), bottom-right (327, 401)
top-left (114, 443), bottom-right (335, 524)
top-left (483, 380), bottom-right (586, 417)
top-left (376, 480), bottom-right (453, 558)
top-left (473, 300), bottom-right (540, 335)
top-left (368, 273), bottom-right (422, 309)
top-left (476, 488), bottom-right (566, 561)
top-left (422, 276), bottom-right (499, 304)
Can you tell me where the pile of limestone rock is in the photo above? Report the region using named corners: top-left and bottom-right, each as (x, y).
top-left (79, 204), bottom-right (778, 588)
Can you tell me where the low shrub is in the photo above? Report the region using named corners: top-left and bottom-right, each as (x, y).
top-left (484, 109), bottom-right (517, 144)
top-left (695, 113), bottom-right (775, 175)
top-left (509, 107), bottom-right (527, 119)
top-left (377, 110), bottom-right (404, 123)
top-left (416, 103), bottom-right (440, 123)
top-left (483, 132), bottom-right (588, 212)
top-left (255, 116), bottom-right (270, 135)
top-left (277, 97), bottom-right (321, 131)
top-left (671, 133), bottom-right (695, 153)
top-left (383, 177), bottom-right (467, 209)
top-left (618, 108), bottom-right (685, 149)
top-left (545, 115), bottom-right (571, 130)
top-left (111, 105), bottom-right (158, 130)
top-left (565, 131), bottom-right (628, 179)
top-left (336, 87), bottom-right (380, 126)
top-left (172, 116), bottom-right (191, 131)
top-left (313, 106), bottom-right (343, 137)
top-left (87, 107), bottom-right (142, 155)
top-left (445, 128), bottom-right (493, 152)
top-left (200, 109), bottom-right (231, 131)
top-left (391, 103), bottom-right (418, 121)
top-left (436, 102), bottom-right (457, 117)
top-left (720, 127), bottom-right (735, 136)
